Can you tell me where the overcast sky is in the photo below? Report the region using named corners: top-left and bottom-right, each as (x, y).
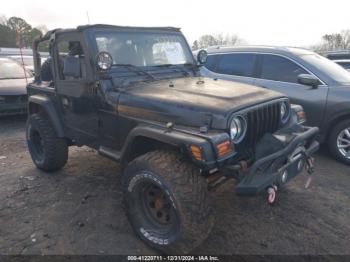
top-left (2, 0), bottom-right (349, 47)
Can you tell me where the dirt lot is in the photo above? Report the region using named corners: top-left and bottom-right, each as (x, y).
top-left (0, 115), bottom-right (349, 256)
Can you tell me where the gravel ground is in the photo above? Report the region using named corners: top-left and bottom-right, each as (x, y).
top-left (0, 115), bottom-right (349, 256)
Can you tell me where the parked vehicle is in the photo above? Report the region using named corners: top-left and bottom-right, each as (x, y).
top-left (8, 55), bottom-right (35, 73)
top-left (202, 46), bottom-right (350, 164)
top-left (0, 57), bottom-right (32, 116)
top-left (333, 59), bottom-right (350, 71)
top-left (27, 25), bottom-right (319, 253)
top-left (0, 48), bottom-right (49, 74)
top-left (8, 55), bottom-right (48, 75)
top-left (0, 47), bottom-right (34, 57)
top-left (0, 47), bottom-right (49, 58)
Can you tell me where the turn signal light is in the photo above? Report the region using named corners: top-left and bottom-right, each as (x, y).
top-left (296, 110), bottom-right (306, 123)
top-left (190, 145), bottom-right (202, 161)
top-left (216, 140), bottom-right (234, 157)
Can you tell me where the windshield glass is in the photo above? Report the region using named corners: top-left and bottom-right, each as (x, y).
top-left (94, 31), bottom-right (194, 67)
top-left (0, 58), bottom-right (27, 79)
top-left (300, 54), bottom-right (350, 84)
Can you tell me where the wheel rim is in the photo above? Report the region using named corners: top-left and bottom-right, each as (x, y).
top-left (124, 171), bottom-right (181, 246)
top-left (28, 126), bottom-right (45, 160)
top-left (126, 172), bottom-right (181, 245)
top-left (141, 183), bottom-right (175, 229)
top-left (336, 127), bottom-right (350, 159)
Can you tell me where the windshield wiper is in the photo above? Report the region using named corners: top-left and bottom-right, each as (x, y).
top-left (154, 64), bottom-right (194, 76)
top-left (183, 62), bottom-right (198, 68)
top-left (113, 64), bottom-right (156, 81)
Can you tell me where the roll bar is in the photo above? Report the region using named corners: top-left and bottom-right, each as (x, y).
top-left (32, 29), bottom-right (60, 80)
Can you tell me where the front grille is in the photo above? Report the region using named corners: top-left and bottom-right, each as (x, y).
top-left (242, 102), bottom-right (281, 149)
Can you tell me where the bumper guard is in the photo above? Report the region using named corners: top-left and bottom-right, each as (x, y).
top-left (235, 126), bottom-right (319, 195)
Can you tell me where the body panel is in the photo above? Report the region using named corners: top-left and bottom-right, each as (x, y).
top-left (321, 85), bottom-right (350, 134)
top-left (117, 77), bottom-right (284, 129)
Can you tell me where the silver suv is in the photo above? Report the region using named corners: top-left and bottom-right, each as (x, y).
top-left (201, 46), bottom-right (350, 165)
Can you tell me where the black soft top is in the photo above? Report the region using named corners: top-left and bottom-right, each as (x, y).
top-left (77, 24), bottom-right (181, 32)
top-left (46, 24), bottom-right (181, 37)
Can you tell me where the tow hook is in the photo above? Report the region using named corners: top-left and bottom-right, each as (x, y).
top-left (305, 157), bottom-right (315, 189)
top-left (266, 185), bottom-right (278, 205)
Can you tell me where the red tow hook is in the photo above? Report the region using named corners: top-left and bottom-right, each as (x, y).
top-left (267, 185), bottom-right (278, 205)
top-left (305, 157), bottom-right (315, 189)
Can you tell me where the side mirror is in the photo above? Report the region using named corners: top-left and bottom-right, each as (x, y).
top-left (297, 74), bottom-right (320, 88)
top-left (197, 50), bottom-right (208, 65)
top-left (63, 56), bottom-right (81, 78)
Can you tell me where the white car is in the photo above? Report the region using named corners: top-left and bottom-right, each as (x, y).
top-left (8, 55), bottom-right (35, 73)
top-left (0, 57), bottom-right (33, 116)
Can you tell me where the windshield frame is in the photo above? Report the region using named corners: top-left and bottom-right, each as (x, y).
top-left (88, 28), bottom-right (197, 71)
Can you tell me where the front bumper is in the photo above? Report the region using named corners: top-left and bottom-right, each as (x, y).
top-left (234, 126), bottom-right (319, 195)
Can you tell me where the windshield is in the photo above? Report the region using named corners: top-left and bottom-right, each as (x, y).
top-left (300, 54), bottom-right (350, 84)
top-left (0, 58), bottom-right (27, 79)
top-left (94, 31), bottom-right (194, 67)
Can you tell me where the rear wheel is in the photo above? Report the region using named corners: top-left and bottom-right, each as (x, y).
top-left (26, 113), bottom-right (68, 171)
top-left (122, 150), bottom-right (214, 254)
top-left (328, 119), bottom-right (350, 165)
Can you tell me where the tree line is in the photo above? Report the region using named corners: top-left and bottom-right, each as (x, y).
top-left (191, 33), bottom-right (246, 50)
top-left (0, 16), bottom-right (48, 50)
top-left (0, 15), bottom-right (350, 52)
top-left (192, 30), bottom-right (350, 51)
top-left (312, 30), bottom-right (350, 51)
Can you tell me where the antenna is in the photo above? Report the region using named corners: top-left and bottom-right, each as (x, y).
top-left (86, 11), bottom-right (91, 24)
top-left (16, 30), bottom-right (28, 85)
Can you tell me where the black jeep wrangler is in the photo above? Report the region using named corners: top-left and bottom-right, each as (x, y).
top-left (26, 24), bottom-right (319, 253)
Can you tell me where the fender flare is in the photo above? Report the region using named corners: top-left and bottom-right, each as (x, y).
top-left (28, 95), bottom-right (65, 137)
top-left (119, 125), bottom-right (217, 166)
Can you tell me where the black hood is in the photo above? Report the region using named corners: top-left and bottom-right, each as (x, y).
top-left (117, 77), bottom-right (285, 129)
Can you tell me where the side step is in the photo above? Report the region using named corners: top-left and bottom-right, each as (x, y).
top-left (98, 146), bottom-right (121, 161)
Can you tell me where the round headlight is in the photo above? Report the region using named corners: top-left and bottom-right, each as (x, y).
top-left (197, 50), bottom-right (208, 64)
top-left (280, 101), bottom-right (290, 124)
top-left (230, 115), bottom-right (247, 143)
top-left (96, 51), bottom-right (113, 70)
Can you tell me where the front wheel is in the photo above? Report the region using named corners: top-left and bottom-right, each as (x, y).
top-left (328, 119), bottom-right (350, 165)
top-left (122, 150), bottom-right (214, 254)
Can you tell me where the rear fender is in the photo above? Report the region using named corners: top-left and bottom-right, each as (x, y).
top-left (28, 95), bottom-right (64, 137)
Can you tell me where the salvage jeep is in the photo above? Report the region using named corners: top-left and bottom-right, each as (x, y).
top-left (26, 24), bottom-right (319, 253)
